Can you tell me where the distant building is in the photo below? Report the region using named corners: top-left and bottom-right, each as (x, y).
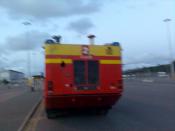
top-left (0, 70), bottom-right (25, 82)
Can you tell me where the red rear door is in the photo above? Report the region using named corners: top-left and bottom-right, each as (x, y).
top-left (73, 60), bottom-right (99, 91)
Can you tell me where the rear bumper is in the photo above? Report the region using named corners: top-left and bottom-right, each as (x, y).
top-left (45, 93), bottom-right (122, 109)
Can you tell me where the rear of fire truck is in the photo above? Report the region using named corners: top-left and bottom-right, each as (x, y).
top-left (44, 35), bottom-right (123, 118)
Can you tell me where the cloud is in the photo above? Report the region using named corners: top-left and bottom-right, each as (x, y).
top-left (4, 30), bottom-right (49, 51)
top-left (0, 0), bottom-right (102, 20)
top-left (67, 18), bottom-right (94, 34)
top-left (116, 0), bottom-right (171, 11)
top-left (0, 30), bottom-right (48, 73)
top-left (0, 54), bottom-right (10, 69)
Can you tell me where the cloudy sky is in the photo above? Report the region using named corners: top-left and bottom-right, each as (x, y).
top-left (0, 0), bottom-right (174, 75)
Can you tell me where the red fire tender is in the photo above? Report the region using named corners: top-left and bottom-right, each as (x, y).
top-left (44, 41), bottom-right (123, 118)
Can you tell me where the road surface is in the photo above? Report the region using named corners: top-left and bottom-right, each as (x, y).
top-left (0, 84), bottom-right (42, 131)
top-left (24, 78), bottom-right (175, 131)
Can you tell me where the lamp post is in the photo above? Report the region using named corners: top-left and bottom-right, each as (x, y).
top-left (163, 18), bottom-right (175, 78)
top-left (22, 21), bottom-right (32, 78)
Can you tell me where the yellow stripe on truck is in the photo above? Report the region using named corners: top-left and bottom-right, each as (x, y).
top-left (100, 60), bottom-right (121, 64)
top-left (46, 59), bottom-right (121, 64)
top-left (46, 59), bottom-right (72, 64)
top-left (90, 46), bottom-right (121, 56)
top-left (45, 45), bottom-right (82, 55)
top-left (45, 44), bottom-right (121, 56)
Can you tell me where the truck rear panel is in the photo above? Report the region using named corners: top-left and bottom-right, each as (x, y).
top-left (44, 44), bottom-right (123, 110)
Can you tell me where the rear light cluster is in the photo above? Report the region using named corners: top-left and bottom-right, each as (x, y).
top-left (110, 83), bottom-right (117, 89)
top-left (110, 80), bottom-right (123, 90)
top-left (48, 81), bottom-right (54, 91)
top-left (64, 84), bottom-right (73, 87)
top-left (118, 80), bottom-right (123, 89)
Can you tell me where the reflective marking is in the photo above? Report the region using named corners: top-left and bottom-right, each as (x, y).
top-left (46, 59), bottom-right (72, 64)
top-left (100, 60), bottom-right (121, 64)
top-left (46, 59), bottom-right (121, 64)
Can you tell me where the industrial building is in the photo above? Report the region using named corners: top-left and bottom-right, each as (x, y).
top-left (0, 70), bottom-right (25, 82)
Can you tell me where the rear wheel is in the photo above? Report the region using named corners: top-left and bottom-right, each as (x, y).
top-left (46, 109), bottom-right (57, 119)
top-left (95, 108), bottom-right (109, 115)
top-left (46, 109), bottom-right (68, 119)
top-left (100, 109), bottom-right (109, 115)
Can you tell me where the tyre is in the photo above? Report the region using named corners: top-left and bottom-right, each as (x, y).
top-left (46, 109), bottom-right (57, 119)
top-left (100, 109), bottom-right (109, 115)
top-left (95, 108), bottom-right (109, 115)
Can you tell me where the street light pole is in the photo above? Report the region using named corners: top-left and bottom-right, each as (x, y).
top-left (23, 21), bottom-right (32, 78)
top-left (163, 18), bottom-right (175, 78)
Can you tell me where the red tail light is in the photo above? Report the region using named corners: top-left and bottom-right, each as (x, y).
top-left (117, 80), bottom-right (123, 89)
top-left (48, 81), bottom-right (53, 91)
top-left (110, 83), bottom-right (117, 89)
top-left (110, 80), bottom-right (123, 90)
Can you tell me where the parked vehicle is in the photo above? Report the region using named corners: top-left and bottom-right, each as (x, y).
top-left (44, 36), bottom-right (123, 118)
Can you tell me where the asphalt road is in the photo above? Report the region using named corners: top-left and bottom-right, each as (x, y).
top-left (0, 84), bottom-right (42, 131)
top-left (28, 78), bottom-right (175, 131)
